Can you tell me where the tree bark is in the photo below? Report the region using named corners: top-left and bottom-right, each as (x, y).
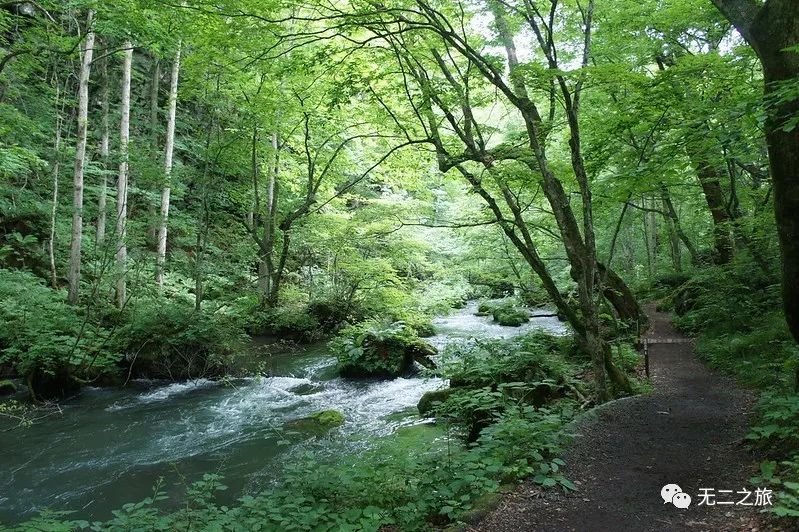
top-left (96, 43), bottom-right (110, 246)
top-left (686, 147), bottom-right (734, 264)
top-left (67, 10), bottom-right (95, 305)
top-left (115, 41), bottom-right (133, 308)
top-left (598, 263), bottom-right (646, 324)
top-left (711, 0), bottom-right (799, 342)
top-left (149, 57), bottom-right (160, 145)
top-left (147, 57), bottom-right (161, 246)
top-left (264, 130), bottom-right (280, 305)
top-left (49, 84), bottom-right (63, 289)
top-left (660, 184), bottom-right (700, 264)
top-left (156, 44), bottom-right (181, 290)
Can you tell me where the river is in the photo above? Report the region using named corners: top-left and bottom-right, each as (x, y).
top-left (0, 302), bottom-right (566, 523)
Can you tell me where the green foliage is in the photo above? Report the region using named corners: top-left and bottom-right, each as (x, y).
top-left (444, 333), bottom-right (576, 390)
top-left (331, 319), bottom-right (437, 379)
top-left (114, 299), bottom-right (249, 380)
top-left (252, 304), bottom-right (322, 340)
top-left (747, 393), bottom-right (799, 518)
top-left (0, 269), bottom-right (117, 389)
top-left (475, 298), bottom-right (530, 326)
top-left (670, 260), bottom-right (796, 388)
top-left (429, 333), bottom-right (582, 441)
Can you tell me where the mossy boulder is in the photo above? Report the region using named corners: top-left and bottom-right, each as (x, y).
top-left (417, 387), bottom-right (455, 417)
top-left (476, 299), bottom-right (530, 326)
top-left (335, 323), bottom-right (438, 379)
top-left (492, 307), bottom-right (529, 327)
top-left (285, 409), bottom-right (345, 434)
top-left (0, 379), bottom-right (17, 396)
top-left (455, 491), bottom-right (503, 526)
top-left (475, 301), bottom-right (494, 316)
top-left (405, 316), bottom-right (437, 338)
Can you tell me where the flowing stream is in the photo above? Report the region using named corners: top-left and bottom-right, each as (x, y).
top-left (0, 302), bottom-right (566, 523)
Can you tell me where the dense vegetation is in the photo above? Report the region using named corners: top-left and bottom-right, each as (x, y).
top-left (1, 0), bottom-right (798, 528)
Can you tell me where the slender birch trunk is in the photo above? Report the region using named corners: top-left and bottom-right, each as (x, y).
top-left (96, 44), bottom-right (110, 246)
top-left (67, 10), bottom-right (95, 305)
top-left (149, 57), bottom-right (160, 145)
top-left (147, 57), bottom-right (161, 245)
top-left (49, 84), bottom-right (63, 289)
top-left (265, 130), bottom-right (280, 304)
top-left (115, 41), bottom-right (133, 308)
top-left (156, 44), bottom-right (181, 290)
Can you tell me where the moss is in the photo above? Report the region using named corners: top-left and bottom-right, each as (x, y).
top-left (336, 324), bottom-right (438, 379)
top-left (309, 409), bottom-right (345, 426)
top-left (0, 379), bottom-right (17, 396)
top-left (476, 301), bottom-right (495, 316)
top-left (285, 409), bottom-right (345, 434)
top-left (493, 308), bottom-right (529, 326)
top-left (453, 491), bottom-right (503, 526)
top-left (417, 388), bottom-right (455, 417)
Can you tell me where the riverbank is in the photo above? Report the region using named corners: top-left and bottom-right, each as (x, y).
top-left (1, 302), bottom-right (570, 525)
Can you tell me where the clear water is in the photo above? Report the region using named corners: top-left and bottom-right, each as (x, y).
top-left (0, 302), bottom-right (567, 523)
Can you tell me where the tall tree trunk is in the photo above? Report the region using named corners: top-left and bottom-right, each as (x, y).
top-left (49, 84), bottom-right (63, 289)
top-left (598, 263), bottom-right (646, 324)
top-left (156, 44), bottom-right (181, 290)
top-left (687, 148), bottom-right (734, 264)
top-left (67, 10), bottom-right (95, 305)
top-left (96, 43), bottom-right (110, 246)
top-left (664, 204), bottom-right (683, 272)
top-left (641, 195), bottom-right (653, 279)
top-left (712, 0), bottom-right (799, 342)
top-left (194, 200), bottom-right (207, 312)
top-left (149, 57), bottom-right (161, 145)
top-left (660, 184), bottom-right (700, 264)
top-left (115, 41), bottom-right (133, 309)
top-left (147, 57), bottom-right (161, 246)
top-left (264, 130), bottom-right (280, 305)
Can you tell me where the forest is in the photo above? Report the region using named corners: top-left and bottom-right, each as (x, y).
top-left (0, 0), bottom-right (798, 530)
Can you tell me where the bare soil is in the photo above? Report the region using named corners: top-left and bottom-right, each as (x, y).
top-left (475, 305), bottom-right (780, 532)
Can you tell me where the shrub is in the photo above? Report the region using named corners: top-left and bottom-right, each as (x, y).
top-left (114, 299), bottom-right (249, 380)
top-left (331, 319), bottom-right (437, 379)
top-left (251, 304), bottom-right (321, 341)
top-left (0, 269), bottom-right (117, 398)
top-left (307, 297), bottom-right (353, 331)
top-left (475, 298), bottom-right (530, 326)
top-left (747, 393), bottom-right (799, 519)
top-left (430, 333), bottom-right (582, 440)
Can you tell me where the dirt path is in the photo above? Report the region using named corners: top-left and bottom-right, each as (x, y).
top-left (476, 305), bottom-right (771, 531)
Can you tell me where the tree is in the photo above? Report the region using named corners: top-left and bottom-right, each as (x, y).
top-left (96, 41), bottom-right (110, 246)
top-left (156, 44), bottom-right (181, 290)
top-left (115, 40), bottom-right (133, 308)
top-left (66, 10), bottom-right (95, 305)
top-left (326, 0), bottom-right (640, 397)
top-left (711, 0), bottom-right (799, 342)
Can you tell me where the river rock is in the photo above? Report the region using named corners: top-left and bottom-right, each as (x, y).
top-left (417, 388), bottom-right (454, 417)
top-left (339, 335), bottom-right (438, 379)
top-left (285, 409), bottom-right (345, 434)
top-left (0, 379), bottom-right (17, 396)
